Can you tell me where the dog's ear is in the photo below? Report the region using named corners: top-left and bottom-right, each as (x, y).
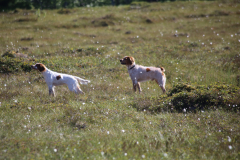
top-left (129, 57), bottom-right (135, 65)
top-left (36, 63), bottom-right (46, 72)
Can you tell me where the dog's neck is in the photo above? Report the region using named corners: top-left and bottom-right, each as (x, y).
top-left (41, 68), bottom-right (50, 75)
top-left (128, 63), bottom-right (136, 70)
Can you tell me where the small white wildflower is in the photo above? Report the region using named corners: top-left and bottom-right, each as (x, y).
top-left (124, 153), bottom-right (127, 156)
top-left (228, 136), bottom-right (231, 142)
top-left (142, 155), bottom-right (145, 158)
top-left (54, 149), bottom-right (57, 152)
top-left (229, 145), bottom-right (232, 150)
top-left (122, 130), bottom-right (125, 133)
top-left (101, 151), bottom-right (104, 156)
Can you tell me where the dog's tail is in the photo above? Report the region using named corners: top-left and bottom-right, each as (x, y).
top-left (160, 67), bottom-right (165, 72)
top-left (75, 77), bottom-right (90, 85)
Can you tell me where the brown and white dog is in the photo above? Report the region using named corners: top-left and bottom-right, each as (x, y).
top-left (120, 56), bottom-right (166, 93)
top-left (31, 63), bottom-right (90, 96)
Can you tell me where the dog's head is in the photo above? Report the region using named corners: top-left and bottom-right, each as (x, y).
top-left (120, 56), bottom-right (135, 65)
top-left (31, 63), bottom-right (46, 72)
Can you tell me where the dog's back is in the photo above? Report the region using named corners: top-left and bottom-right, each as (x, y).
top-left (129, 65), bottom-right (165, 83)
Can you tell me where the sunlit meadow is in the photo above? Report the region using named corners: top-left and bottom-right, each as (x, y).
top-left (0, 1), bottom-right (240, 159)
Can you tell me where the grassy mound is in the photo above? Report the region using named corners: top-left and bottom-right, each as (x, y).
top-left (133, 83), bottom-right (240, 113)
top-left (0, 57), bottom-right (31, 73)
top-left (0, 50), bottom-right (47, 73)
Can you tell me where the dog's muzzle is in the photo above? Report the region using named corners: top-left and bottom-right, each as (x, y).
top-left (31, 65), bottom-right (37, 70)
top-left (120, 59), bottom-right (126, 65)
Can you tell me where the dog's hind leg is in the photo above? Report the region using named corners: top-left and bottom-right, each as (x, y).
top-left (68, 83), bottom-right (85, 94)
top-left (76, 86), bottom-right (85, 94)
top-left (155, 80), bottom-right (166, 93)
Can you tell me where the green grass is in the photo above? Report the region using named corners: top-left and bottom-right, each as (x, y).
top-left (0, 1), bottom-right (240, 159)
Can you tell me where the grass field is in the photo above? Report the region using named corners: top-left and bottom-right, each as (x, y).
top-left (0, 1), bottom-right (240, 159)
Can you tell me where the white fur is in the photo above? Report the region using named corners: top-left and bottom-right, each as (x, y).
top-left (120, 56), bottom-right (166, 93)
top-left (31, 63), bottom-right (90, 96)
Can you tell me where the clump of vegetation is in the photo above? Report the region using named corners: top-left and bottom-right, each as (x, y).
top-left (75, 46), bottom-right (107, 56)
top-left (20, 37), bottom-right (34, 41)
top-left (130, 1), bottom-right (150, 9)
top-left (15, 18), bottom-right (37, 22)
top-left (91, 14), bottom-right (118, 27)
top-left (57, 8), bottom-right (72, 14)
top-left (133, 83), bottom-right (240, 113)
top-left (0, 56), bottom-right (32, 73)
top-left (168, 83), bottom-right (196, 96)
top-left (185, 10), bottom-right (230, 18)
top-left (0, 50), bottom-right (46, 73)
top-left (2, 50), bottom-right (28, 58)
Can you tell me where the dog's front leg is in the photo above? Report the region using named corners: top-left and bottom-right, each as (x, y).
top-left (137, 82), bottom-right (142, 93)
top-left (133, 82), bottom-right (137, 92)
top-left (48, 86), bottom-right (55, 97)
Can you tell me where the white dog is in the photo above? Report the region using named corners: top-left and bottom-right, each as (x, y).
top-left (31, 63), bottom-right (90, 96)
top-left (120, 56), bottom-right (166, 93)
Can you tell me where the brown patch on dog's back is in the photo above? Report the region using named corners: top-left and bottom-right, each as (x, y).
top-left (56, 75), bottom-right (61, 80)
top-left (146, 68), bottom-right (151, 72)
